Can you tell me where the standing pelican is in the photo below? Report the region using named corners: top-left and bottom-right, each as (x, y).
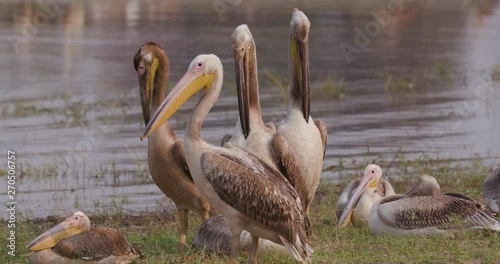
top-left (276, 9), bottom-right (328, 222)
top-left (134, 42), bottom-right (213, 245)
top-left (141, 55), bottom-right (312, 263)
top-left (230, 24), bottom-right (311, 230)
top-left (27, 211), bottom-right (140, 264)
top-left (226, 24), bottom-right (277, 168)
top-left (368, 175), bottom-right (500, 236)
top-left (337, 164), bottom-right (393, 228)
top-left (483, 169), bottom-right (500, 214)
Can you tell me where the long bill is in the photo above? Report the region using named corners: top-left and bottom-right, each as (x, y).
top-left (291, 14), bottom-right (310, 122)
top-left (140, 57), bottom-right (160, 124)
top-left (235, 47), bottom-right (250, 138)
top-left (337, 171), bottom-right (379, 228)
top-left (140, 68), bottom-right (215, 140)
top-left (26, 219), bottom-right (83, 251)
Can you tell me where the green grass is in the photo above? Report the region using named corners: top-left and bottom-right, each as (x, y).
top-left (1, 159), bottom-right (499, 263)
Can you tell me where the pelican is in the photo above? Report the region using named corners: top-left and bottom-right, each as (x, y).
top-left (226, 24), bottom-right (276, 168)
top-left (27, 211), bottom-right (140, 264)
top-left (134, 42), bottom-right (213, 245)
top-left (483, 168), bottom-right (500, 214)
top-left (368, 175), bottom-right (500, 236)
top-left (193, 215), bottom-right (289, 256)
top-left (141, 54), bottom-right (312, 263)
top-left (228, 24), bottom-right (311, 235)
top-left (337, 164), bottom-right (394, 228)
top-left (276, 9), bottom-right (328, 224)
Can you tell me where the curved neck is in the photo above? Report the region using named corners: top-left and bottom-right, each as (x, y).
top-left (186, 69), bottom-right (223, 140)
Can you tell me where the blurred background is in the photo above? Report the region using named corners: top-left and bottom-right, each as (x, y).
top-left (1, 0), bottom-right (499, 219)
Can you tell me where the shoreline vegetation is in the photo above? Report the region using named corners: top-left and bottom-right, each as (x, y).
top-left (1, 156), bottom-right (499, 263)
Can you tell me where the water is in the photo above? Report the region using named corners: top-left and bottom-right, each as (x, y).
top-left (1, 0), bottom-right (500, 219)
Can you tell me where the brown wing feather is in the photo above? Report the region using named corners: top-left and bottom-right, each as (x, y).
top-left (270, 133), bottom-right (314, 236)
top-left (314, 119), bottom-right (327, 159)
top-left (170, 140), bottom-right (192, 180)
top-left (270, 133), bottom-right (310, 209)
top-left (379, 195), bottom-right (500, 230)
top-left (200, 145), bottom-right (305, 244)
top-left (54, 227), bottom-right (139, 260)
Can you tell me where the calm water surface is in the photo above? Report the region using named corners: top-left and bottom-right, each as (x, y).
top-left (1, 0), bottom-right (500, 219)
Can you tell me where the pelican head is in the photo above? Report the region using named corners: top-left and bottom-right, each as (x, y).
top-left (26, 211), bottom-right (90, 251)
top-left (406, 175), bottom-right (441, 196)
top-left (337, 164), bottom-right (383, 228)
top-left (231, 24), bottom-right (255, 139)
top-left (134, 42), bottom-right (169, 124)
top-left (290, 8), bottom-right (310, 121)
top-left (141, 54), bottom-right (222, 140)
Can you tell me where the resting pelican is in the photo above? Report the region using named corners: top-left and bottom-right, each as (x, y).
top-left (193, 215), bottom-right (289, 256)
top-left (368, 175), bottom-right (500, 236)
top-left (276, 9), bottom-right (327, 223)
top-left (483, 169), bottom-right (500, 214)
top-left (141, 55), bottom-right (312, 263)
top-left (134, 42), bottom-right (213, 245)
top-left (337, 164), bottom-right (394, 228)
top-left (228, 24), bottom-right (311, 234)
top-left (27, 211), bottom-right (140, 264)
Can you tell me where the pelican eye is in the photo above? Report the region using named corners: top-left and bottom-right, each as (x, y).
top-left (198, 63), bottom-right (202, 67)
top-left (241, 47), bottom-right (244, 52)
top-left (371, 170), bottom-right (375, 174)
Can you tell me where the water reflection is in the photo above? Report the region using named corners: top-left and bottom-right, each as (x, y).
top-left (1, 0), bottom-right (499, 219)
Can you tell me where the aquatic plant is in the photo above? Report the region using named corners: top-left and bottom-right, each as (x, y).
top-left (384, 73), bottom-right (416, 104)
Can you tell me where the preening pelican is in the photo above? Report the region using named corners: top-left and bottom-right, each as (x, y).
top-left (141, 55), bottom-right (312, 264)
top-left (228, 24), bottom-right (311, 235)
top-left (276, 9), bottom-right (328, 223)
top-left (27, 211), bottom-right (140, 264)
top-left (368, 175), bottom-right (500, 236)
top-left (134, 42), bottom-right (213, 245)
top-left (337, 164), bottom-right (393, 228)
top-left (483, 169), bottom-right (500, 214)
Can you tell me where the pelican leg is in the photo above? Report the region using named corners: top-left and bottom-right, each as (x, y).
top-left (248, 235), bottom-right (261, 264)
top-left (178, 209), bottom-right (188, 245)
top-left (229, 227), bottom-right (243, 264)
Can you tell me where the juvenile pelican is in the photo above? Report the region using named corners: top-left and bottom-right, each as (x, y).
top-left (337, 164), bottom-right (393, 228)
top-left (141, 55), bottom-right (312, 263)
top-left (27, 211), bottom-right (140, 264)
top-left (229, 24), bottom-right (311, 235)
top-left (368, 175), bottom-right (500, 236)
top-left (276, 9), bottom-right (328, 222)
top-left (483, 169), bottom-right (500, 214)
top-left (134, 42), bottom-right (213, 245)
